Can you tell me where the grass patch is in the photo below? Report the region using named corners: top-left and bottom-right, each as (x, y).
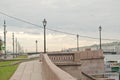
top-left (0, 56), bottom-right (36, 80)
top-left (0, 61), bottom-right (18, 80)
top-left (16, 55), bottom-right (28, 59)
top-left (0, 61), bottom-right (19, 66)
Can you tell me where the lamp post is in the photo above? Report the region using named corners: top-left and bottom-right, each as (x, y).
top-left (43, 19), bottom-right (47, 53)
top-left (35, 40), bottom-right (38, 53)
top-left (4, 20), bottom-right (7, 59)
top-left (12, 33), bottom-right (15, 58)
top-left (99, 26), bottom-right (102, 49)
top-left (77, 34), bottom-right (79, 51)
top-left (16, 38), bottom-right (17, 57)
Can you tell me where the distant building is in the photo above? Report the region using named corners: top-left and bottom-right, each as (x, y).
top-left (67, 42), bottom-right (120, 54)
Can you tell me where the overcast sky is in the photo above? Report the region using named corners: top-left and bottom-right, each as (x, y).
top-left (0, 0), bottom-right (120, 52)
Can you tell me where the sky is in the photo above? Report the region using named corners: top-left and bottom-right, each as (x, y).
top-left (0, 0), bottom-right (120, 52)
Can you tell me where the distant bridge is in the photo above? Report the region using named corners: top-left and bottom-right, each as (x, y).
top-left (27, 52), bottom-right (42, 55)
top-left (103, 51), bottom-right (117, 54)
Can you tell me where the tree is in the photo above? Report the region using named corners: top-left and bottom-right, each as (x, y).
top-left (0, 39), bottom-right (3, 55)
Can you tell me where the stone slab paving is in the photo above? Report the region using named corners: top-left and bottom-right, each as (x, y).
top-left (10, 60), bottom-right (42, 80)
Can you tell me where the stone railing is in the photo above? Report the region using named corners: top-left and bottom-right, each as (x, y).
top-left (48, 52), bottom-right (74, 62)
top-left (48, 52), bottom-right (80, 63)
top-left (42, 54), bottom-right (77, 80)
top-left (45, 49), bottom-right (104, 80)
top-left (76, 49), bottom-right (104, 60)
top-left (48, 49), bottom-right (104, 63)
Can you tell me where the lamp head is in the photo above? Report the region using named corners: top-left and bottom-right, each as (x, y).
top-left (43, 19), bottom-right (47, 27)
top-left (99, 26), bottom-right (102, 31)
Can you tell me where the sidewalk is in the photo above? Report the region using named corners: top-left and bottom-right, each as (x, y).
top-left (10, 60), bottom-right (42, 80)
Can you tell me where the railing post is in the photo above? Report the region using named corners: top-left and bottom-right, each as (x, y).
top-left (74, 53), bottom-right (80, 62)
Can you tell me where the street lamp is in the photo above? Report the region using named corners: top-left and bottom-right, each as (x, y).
top-left (99, 26), bottom-right (102, 49)
top-left (77, 34), bottom-right (79, 51)
top-left (35, 40), bottom-right (38, 53)
top-left (4, 20), bottom-right (7, 59)
top-left (12, 33), bottom-right (15, 58)
top-left (43, 19), bottom-right (47, 53)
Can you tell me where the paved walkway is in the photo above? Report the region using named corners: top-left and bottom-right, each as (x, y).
top-left (10, 60), bottom-right (42, 80)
